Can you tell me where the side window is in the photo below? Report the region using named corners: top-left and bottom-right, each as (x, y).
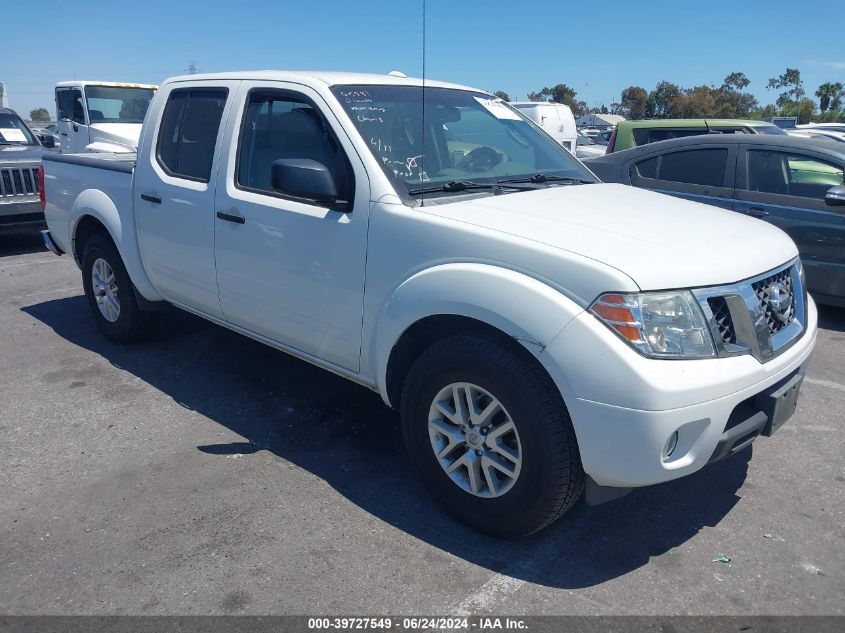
top-left (745, 150), bottom-right (844, 199)
top-left (632, 128), bottom-right (706, 146)
top-left (57, 89), bottom-right (85, 124)
top-left (658, 149), bottom-right (727, 186)
top-left (236, 91), bottom-right (354, 206)
top-left (156, 89), bottom-right (227, 183)
top-left (632, 156), bottom-right (658, 179)
top-left (630, 149), bottom-right (728, 187)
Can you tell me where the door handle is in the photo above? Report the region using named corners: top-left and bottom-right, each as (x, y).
top-left (141, 193), bottom-right (161, 204)
top-left (216, 211), bottom-right (245, 224)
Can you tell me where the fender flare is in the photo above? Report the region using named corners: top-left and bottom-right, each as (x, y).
top-left (70, 189), bottom-right (162, 301)
top-left (369, 263), bottom-right (585, 404)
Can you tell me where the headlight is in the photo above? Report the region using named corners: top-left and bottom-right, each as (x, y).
top-left (590, 291), bottom-right (715, 359)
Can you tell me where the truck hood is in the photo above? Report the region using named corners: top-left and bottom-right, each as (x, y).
top-left (422, 183), bottom-right (798, 291)
top-left (88, 123), bottom-right (142, 152)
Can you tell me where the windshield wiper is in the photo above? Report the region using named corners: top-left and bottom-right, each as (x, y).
top-left (498, 173), bottom-right (593, 185)
top-left (407, 180), bottom-right (537, 196)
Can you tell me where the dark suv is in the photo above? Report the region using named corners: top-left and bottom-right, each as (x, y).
top-left (0, 108), bottom-right (53, 231)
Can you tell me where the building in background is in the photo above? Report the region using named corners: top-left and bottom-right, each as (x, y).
top-left (576, 113), bottom-right (625, 130)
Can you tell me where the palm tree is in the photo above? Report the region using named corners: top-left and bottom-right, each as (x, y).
top-left (816, 82), bottom-right (844, 113)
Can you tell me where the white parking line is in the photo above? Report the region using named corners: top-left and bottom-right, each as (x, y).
top-left (445, 525), bottom-right (612, 619)
top-left (805, 377), bottom-right (845, 393)
top-left (450, 573), bottom-right (524, 616)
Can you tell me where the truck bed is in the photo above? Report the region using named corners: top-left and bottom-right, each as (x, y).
top-left (41, 151), bottom-right (136, 258)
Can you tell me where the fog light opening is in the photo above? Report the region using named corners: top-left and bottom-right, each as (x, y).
top-left (662, 431), bottom-right (679, 462)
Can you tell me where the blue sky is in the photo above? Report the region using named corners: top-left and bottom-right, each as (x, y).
top-left (2, 0), bottom-right (844, 118)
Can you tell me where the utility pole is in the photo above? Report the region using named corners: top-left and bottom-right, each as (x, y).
top-left (187, 61), bottom-right (198, 75)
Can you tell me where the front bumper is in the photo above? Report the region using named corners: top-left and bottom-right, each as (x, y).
top-left (539, 296), bottom-right (817, 488)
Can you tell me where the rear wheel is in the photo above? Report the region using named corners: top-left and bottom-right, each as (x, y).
top-left (400, 333), bottom-right (584, 537)
top-left (81, 234), bottom-right (159, 342)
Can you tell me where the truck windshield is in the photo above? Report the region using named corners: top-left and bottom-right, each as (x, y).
top-left (0, 112), bottom-right (37, 145)
top-left (331, 85), bottom-right (595, 199)
top-left (83, 86), bottom-right (155, 124)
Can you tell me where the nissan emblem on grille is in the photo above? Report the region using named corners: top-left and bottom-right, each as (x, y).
top-left (766, 282), bottom-right (793, 324)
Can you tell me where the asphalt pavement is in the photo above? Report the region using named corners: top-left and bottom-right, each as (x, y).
top-left (1, 229), bottom-right (842, 615)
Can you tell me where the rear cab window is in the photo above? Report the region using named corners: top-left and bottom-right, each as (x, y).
top-left (156, 88), bottom-right (228, 183)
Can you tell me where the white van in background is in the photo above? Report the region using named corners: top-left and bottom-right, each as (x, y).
top-left (511, 101), bottom-right (577, 152)
top-left (55, 81), bottom-right (157, 153)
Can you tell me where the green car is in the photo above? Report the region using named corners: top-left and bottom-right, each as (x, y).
top-left (606, 119), bottom-right (788, 153)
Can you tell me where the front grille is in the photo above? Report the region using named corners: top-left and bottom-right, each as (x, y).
top-left (0, 166), bottom-right (40, 198)
top-left (693, 260), bottom-right (805, 363)
top-left (708, 296), bottom-right (736, 344)
top-left (752, 268), bottom-right (796, 335)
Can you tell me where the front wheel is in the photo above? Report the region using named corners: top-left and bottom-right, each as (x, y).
top-left (81, 234), bottom-right (159, 342)
top-left (400, 333), bottom-right (584, 537)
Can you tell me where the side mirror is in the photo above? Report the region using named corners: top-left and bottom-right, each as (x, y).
top-left (825, 184), bottom-right (845, 207)
top-left (271, 159), bottom-right (338, 207)
top-left (39, 133), bottom-right (56, 148)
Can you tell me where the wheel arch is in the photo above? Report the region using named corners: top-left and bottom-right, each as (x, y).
top-left (373, 263), bottom-right (585, 408)
top-left (70, 190), bottom-right (162, 302)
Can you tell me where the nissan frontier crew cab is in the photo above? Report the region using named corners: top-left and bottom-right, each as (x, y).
top-left (40, 71), bottom-right (817, 537)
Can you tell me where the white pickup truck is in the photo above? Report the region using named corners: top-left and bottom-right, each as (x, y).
top-left (41, 71), bottom-right (817, 537)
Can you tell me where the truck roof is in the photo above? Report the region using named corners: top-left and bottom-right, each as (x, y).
top-left (55, 81), bottom-right (158, 89)
top-left (160, 70), bottom-right (482, 93)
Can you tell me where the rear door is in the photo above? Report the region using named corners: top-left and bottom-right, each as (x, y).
top-left (212, 81), bottom-right (370, 371)
top-left (135, 80), bottom-right (240, 317)
top-left (625, 145), bottom-right (736, 209)
top-left (734, 144), bottom-right (845, 300)
top-left (55, 87), bottom-right (88, 153)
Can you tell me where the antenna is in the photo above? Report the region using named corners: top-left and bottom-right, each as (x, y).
top-left (187, 61), bottom-right (198, 75)
top-left (420, 0), bottom-right (426, 206)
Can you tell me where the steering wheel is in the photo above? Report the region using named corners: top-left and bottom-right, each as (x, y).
top-left (457, 146), bottom-right (501, 171)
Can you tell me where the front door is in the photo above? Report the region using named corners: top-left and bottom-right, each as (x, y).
top-left (734, 144), bottom-right (845, 299)
top-left (55, 88), bottom-right (88, 153)
top-left (213, 82), bottom-right (370, 371)
top-left (134, 81), bottom-right (239, 317)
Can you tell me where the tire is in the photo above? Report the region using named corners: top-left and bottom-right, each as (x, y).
top-left (81, 234), bottom-right (159, 342)
top-left (400, 333), bottom-right (584, 538)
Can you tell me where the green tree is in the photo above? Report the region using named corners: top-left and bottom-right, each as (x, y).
top-left (795, 97), bottom-right (817, 124)
top-left (493, 90), bottom-right (510, 102)
top-left (619, 86), bottom-right (649, 120)
top-left (647, 81), bottom-right (681, 118)
top-left (668, 86), bottom-right (717, 118)
top-left (526, 83), bottom-right (578, 108)
top-left (767, 68), bottom-right (804, 109)
top-left (752, 104), bottom-right (779, 119)
top-left (815, 82), bottom-right (844, 112)
top-left (722, 72), bottom-right (751, 91)
top-left (29, 108), bottom-right (50, 122)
